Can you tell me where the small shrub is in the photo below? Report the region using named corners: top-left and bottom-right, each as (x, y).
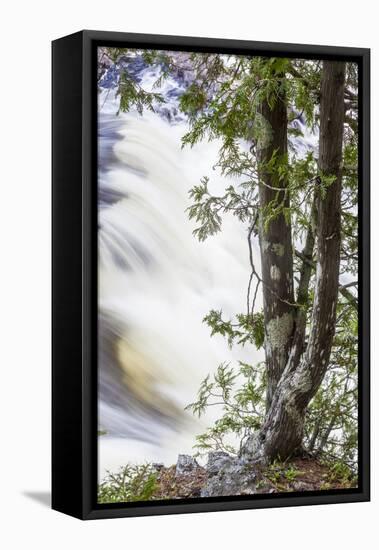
top-left (327, 461), bottom-right (355, 486)
top-left (265, 461), bottom-right (301, 487)
top-left (284, 465), bottom-right (301, 482)
top-left (98, 464), bottom-right (158, 504)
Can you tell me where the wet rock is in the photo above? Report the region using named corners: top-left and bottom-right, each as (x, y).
top-left (175, 454), bottom-right (199, 477)
top-left (201, 457), bottom-right (260, 497)
top-left (292, 480), bottom-right (313, 491)
top-left (206, 452), bottom-right (233, 476)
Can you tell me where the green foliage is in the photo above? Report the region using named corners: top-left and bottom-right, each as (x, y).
top-left (187, 176), bottom-right (256, 241)
top-left (101, 49), bottom-right (359, 473)
top-left (284, 465), bottom-right (301, 482)
top-left (317, 172), bottom-right (337, 199)
top-left (203, 309), bottom-right (264, 349)
top-left (181, 55), bottom-right (358, 469)
top-left (179, 83), bottom-right (208, 116)
top-left (185, 362), bottom-right (265, 455)
top-left (266, 461), bottom-right (301, 483)
top-left (326, 460), bottom-right (357, 486)
top-left (341, 139), bottom-right (358, 278)
top-left (268, 57), bottom-right (292, 76)
top-left (117, 71), bottom-right (164, 115)
top-left (287, 60), bottom-right (321, 128)
top-left (304, 300), bottom-right (358, 471)
top-left (97, 464), bottom-right (158, 504)
top-left (179, 56), bottom-right (289, 149)
top-left (187, 177), bottom-right (223, 241)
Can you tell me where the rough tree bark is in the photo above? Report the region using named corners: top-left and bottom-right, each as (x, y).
top-left (257, 81), bottom-right (295, 411)
top-left (242, 60), bottom-right (346, 462)
top-left (202, 60), bottom-right (346, 497)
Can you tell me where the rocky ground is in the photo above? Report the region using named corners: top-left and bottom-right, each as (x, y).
top-left (151, 453), bottom-right (357, 499)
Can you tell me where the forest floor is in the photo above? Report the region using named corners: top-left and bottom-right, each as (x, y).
top-left (152, 457), bottom-right (357, 499)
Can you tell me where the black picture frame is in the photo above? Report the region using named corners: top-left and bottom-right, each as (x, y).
top-left (52, 30), bottom-right (370, 520)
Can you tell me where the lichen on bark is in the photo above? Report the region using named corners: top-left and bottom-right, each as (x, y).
top-left (265, 312), bottom-right (294, 351)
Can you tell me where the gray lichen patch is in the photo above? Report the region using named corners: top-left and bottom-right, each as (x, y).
top-left (270, 265), bottom-right (281, 281)
top-left (261, 239), bottom-right (271, 253)
top-left (271, 243), bottom-right (285, 257)
top-left (266, 313), bottom-right (294, 351)
top-left (261, 241), bottom-right (285, 258)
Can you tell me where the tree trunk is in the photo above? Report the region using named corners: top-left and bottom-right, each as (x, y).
top-left (243, 60), bottom-right (346, 462)
top-left (257, 83), bottom-right (295, 411)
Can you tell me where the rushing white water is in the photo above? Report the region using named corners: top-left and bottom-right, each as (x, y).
top-left (97, 56), bottom-right (319, 479)
top-left (98, 107), bottom-right (262, 475)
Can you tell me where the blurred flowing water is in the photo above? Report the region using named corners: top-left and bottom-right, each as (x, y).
top-left (97, 55), bottom-right (317, 478)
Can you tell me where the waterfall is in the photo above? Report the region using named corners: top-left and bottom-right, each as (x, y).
top-left (97, 56), bottom-right (317, 477)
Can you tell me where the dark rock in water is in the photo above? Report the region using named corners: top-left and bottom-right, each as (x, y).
top-left (201, 457), bottom-right (259, 497)
top-left (119, 55), bottom-right (147, 83)
top-left (98, 65), bottom-right (120, 89)
top-left (175, 454), bottom-right (199, 477)
top-left (206, 451), bottom-right (233, 476)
